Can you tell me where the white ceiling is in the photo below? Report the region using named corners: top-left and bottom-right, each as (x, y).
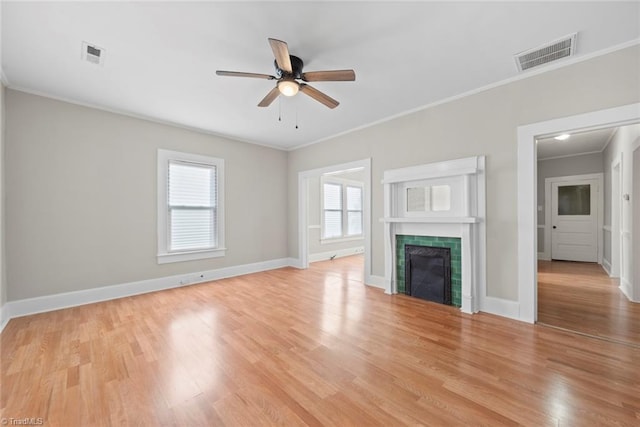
top-left (536, 127), bottom-right (616, 160)
top-left (2, 1), bottom-right (639, 150)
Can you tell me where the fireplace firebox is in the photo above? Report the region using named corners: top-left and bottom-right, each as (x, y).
top-left (404, 245), bottom-right (452, 305)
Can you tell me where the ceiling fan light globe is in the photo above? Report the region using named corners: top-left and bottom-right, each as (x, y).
top-left (278, 80), bottom-right (299, 97)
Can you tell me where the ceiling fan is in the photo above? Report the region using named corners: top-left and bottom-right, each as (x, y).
top-left (216, 38), bottom-right (356, 109)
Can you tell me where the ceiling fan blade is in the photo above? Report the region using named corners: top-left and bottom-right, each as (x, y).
top-left (268, 38), bottom-right (292, 73)
top-left (216, 70), bottom-right (276, 80)
top-left (301, 70), bottom-right (356, 82)
top-left (299, 83), bottom-right (339, 109)
top-left (258, 86), bottom-right (281, 107)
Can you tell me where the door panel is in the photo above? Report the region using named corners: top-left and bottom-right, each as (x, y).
top-left (551, 179), bottom-right (598, 262)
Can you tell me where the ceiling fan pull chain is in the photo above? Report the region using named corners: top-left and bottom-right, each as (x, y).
top-left (278, 97), bottom-right (282, 122)
top-left (296, 107), bottom-right (299, 129)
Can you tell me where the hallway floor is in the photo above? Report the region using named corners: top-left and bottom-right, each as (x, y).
top-left (538, 260), bottom-right (640, 347)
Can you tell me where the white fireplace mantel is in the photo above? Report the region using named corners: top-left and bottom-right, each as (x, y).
top-left (381, 156), bottom-right (486, 315)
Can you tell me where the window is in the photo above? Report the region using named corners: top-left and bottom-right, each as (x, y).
top-left (321, 178), bottom-right (363, 240)
top-left (405, 184), bottom-right (451, 213)
top-left (157, 149), bottom-right (225, 264)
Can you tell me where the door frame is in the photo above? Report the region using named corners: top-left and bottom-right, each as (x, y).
top-left (610, 155), bottom-right (622, 277)
top-left (543, 173), bottom-right (603, 263)
top-left (297, 159), bottom-right (373, 284)
top-left (517, 102), bottom-right (640, 323)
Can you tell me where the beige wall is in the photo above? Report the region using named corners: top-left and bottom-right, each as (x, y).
top-left (288, 45), bottom-right (640, 301)
top-left (5, 90), bottom-right (288, 301)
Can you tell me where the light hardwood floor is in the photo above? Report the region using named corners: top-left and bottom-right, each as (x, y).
top-left (2, 255), bottom-right (639, 426)
top-left (538, 260), bottom-right (640, 347)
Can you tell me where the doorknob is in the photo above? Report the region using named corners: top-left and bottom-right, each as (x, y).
top-left (552, 226), bottom-right (557, 229)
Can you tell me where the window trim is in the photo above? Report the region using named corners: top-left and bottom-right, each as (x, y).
top-left (157, 149), bottom-right (225, 264)
top-left (320, 176), bottom-right (364, 243)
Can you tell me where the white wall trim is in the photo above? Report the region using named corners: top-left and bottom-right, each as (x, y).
top-left (619, 278), bottom-right (638, 302)
top-left (2, 258), bottom-right (291, 323)
top-left (0, 304), bottom-right (9, 333)
top-left (518, 103), bottom-right (640, 324)
top-left (610, 154), bottom-right (622, 278)
top-left (538, 150), bottom-right (604, 162)
top-left (480, 297), bottom-right (521, 321)
top-left (286, 257), bottom-right (304, 269)
top-left (293, 39), bottom-right (640, 152)
top-left (602, 257), bottom-right (612, 276)
top-left (602, 225), bottom-right (612, 276)
top-left (309, 246), bottom-right (364, 263)
top-left (366, 275), bottom-right (386, 289)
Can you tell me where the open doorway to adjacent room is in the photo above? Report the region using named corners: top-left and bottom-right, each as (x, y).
top-left (536, 125), bottom-right (640, 346)
top-left (297, 159), bottom-right (372, 288)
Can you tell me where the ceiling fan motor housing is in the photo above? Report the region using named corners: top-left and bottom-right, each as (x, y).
top-left (275, 55), bottom-right (304, 79)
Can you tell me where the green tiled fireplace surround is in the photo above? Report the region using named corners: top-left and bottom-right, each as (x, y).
top-left (396, 235), bottom-right (462, 307)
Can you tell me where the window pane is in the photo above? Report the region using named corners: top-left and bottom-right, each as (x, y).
top-left (558, 184), bottom-right (590, 215)
top-left (169, 162), bottom-right (215, 207)
top-left (347, 211), bottom-right (362, 235)
top-left (346, 186), bottom-right (362, 210)
top-left (407, 187), bottom-right (429, 212)
top-left (323, 183), bottom-right (342, 210)
top-left (431, 185), bottom-right (451, 211)
top-left (324, 211), bottom-right (342, 238)
top-left (170, 208), bottom-right (215, 251)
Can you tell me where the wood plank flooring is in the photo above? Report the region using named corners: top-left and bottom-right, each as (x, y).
top-left (538, 260), bottom-right (640, 346)
top-left (2, 255), bottom-right (639, 426)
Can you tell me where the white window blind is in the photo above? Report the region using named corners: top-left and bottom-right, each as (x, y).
top-left (168, 161), bottom-right (217, 251)
top-left (346, 186), bottom-right (362, 236)
top-left (323, 183), bottom-right (343, 238)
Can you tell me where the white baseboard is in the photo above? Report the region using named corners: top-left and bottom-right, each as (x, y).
top-left (619, 278), bottom-right (638, 302)
top-left (286, 257), bottom-right (304, 269)
top-left (309, 246), bottom-right (364, 263)
top-left (480, 296), bottom-right (522, 322)
top-left (602, 258), bottom-right (612, 276)
top-left (0, 304), bottom-right (9, 333)
top-left (365, 274), bottom-right (385, 289)
top-left (4, 258), bottom-right (291, 322)
top-left (537, 252), bottom-right (550, 261)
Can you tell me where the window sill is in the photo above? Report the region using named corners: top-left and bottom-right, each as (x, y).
top-left (157, 248), bottom-right (226, 264)
top-left (320, 236), bottom-right (363, 245)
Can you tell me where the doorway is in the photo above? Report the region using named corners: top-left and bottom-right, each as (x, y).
top-left (517, 103), bottom-right (640, 325)
top-left (297, 159), bottom-right (373, 285)
top-left (535, 128), bottom-right (640, 345)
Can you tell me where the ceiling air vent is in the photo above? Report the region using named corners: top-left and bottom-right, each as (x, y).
top-left (514, 33), bottom-right (577, 72)
top-left (81, 41), bottom-right (105, 66)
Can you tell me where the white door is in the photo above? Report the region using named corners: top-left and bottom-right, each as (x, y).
top-left (551, 179), bottom-right (598, 262)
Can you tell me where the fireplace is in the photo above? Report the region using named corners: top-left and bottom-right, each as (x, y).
top-left (405, 245), bottom-right (452, 305)
top-left (396, 235), bottom-right (461, 306)
top-left (381, 156), bottom-right (486, 314)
